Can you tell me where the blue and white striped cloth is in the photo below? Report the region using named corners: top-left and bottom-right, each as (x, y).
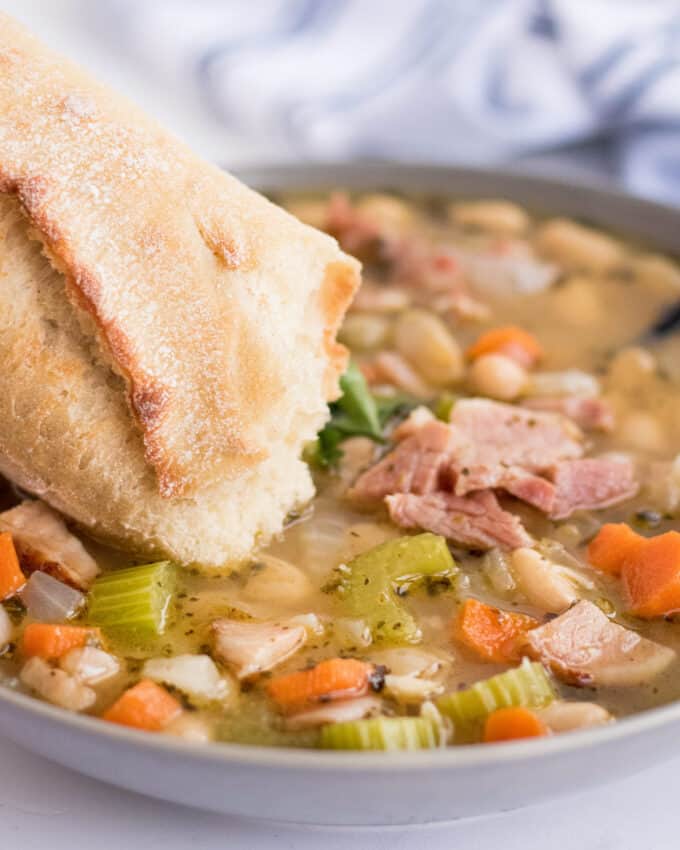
top-left (91, 0), bottom-right (680, 204)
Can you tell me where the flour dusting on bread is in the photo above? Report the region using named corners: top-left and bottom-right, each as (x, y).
top-left (0, 14), bottom-right (360, 565)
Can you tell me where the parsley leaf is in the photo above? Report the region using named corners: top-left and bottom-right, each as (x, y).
top-left (305, 363), bottom-right (417, 468)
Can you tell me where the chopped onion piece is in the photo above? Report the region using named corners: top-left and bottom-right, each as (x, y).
top-left (20, 571), bottom-right (85, 622)
top-left (60, 646), bottom-right (121, 685)
top-left (143, 654), bottom-right (236, 705)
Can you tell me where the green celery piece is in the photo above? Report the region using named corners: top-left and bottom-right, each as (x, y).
top-left (320, 716), bottom-right (439, 751)
top-left (87, 561), bottom-right (175, 640)
top-left (432, 392), bottom-right (459, 422)
top-left (336, 533), bottom-right (457, 644)
top-left (437, 659), bottom-right (555, 738)
top-left (335, 361), bottom-right (382, 440)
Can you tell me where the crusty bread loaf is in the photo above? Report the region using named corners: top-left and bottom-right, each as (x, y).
top-left (0, 15), bottom-right (360, 566)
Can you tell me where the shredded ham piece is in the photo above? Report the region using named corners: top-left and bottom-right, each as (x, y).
top-left (386, 491), bottom-right (532, 550)
top-left (350, 397), bottom-right (638, 549)
top-left (523, 600), bottom-right (674, 687)
top-left (522, 396), bottom-right (615, 432)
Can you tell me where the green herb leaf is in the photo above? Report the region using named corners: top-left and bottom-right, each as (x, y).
top-left (335, 361), bottom-right (382, 440)
top-left (306, 364), bottom-right (418, 469)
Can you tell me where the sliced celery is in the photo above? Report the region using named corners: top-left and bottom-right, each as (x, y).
top-left (336, 533), bottom-right (456, 644)
top-left (432, 392), bottom-right (459, 422)
top-left (319, 716), bottom-right (439, 751)
top-left (87, 561), bottom-right (175, 640)
top-left (437, 659), bottom-right (555, 738)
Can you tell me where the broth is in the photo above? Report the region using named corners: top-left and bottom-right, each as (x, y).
top-left (1, 191), bottom-right (679, 749)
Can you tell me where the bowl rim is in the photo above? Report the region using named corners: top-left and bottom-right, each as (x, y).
top-left (2, 678), bottom-right (680, 771)
top-left (2, 160), bottom-right (680, 772)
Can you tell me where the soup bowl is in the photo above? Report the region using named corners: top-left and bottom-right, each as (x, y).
top-left (0, 163), bottom-right (679, 826)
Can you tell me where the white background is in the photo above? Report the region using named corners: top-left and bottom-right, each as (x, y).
top-left (0, 3), bottom-right (677, 847)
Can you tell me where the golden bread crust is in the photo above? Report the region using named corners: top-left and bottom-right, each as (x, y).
top-left (0, 14), bottom-right (359, 499)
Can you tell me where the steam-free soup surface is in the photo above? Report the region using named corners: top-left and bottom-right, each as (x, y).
top-left (1, 192), bottom-right (679, 750)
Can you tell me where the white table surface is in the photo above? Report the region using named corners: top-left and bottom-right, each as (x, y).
top-left (0, 732), bottom-right (678, 849)
top-left (0, 2), bottom-right (675, 847)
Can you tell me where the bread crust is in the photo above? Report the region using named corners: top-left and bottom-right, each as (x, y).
top-left (0, 13), bottom-right (359, 499)
top-left (0, 15), bottom-right (360, 565)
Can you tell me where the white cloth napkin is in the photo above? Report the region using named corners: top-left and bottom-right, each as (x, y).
top-left (90, 0), bottom-right (680, 203)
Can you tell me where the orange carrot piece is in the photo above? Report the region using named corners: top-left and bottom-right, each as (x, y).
top-left (483, 706), bottom-right (548, 743)
top-left (588, 523), bottom-right (646, 576)
top-left (21, 623), bottom-right (100, 659)
top-left (103, 679), bottom-right (181, 731)
top-left (0, 532), bottom-right (25, 600)
top-left (267, 658), bottom-right (373, 714)
top-left (454, 599), bottom-right (539, 663)
top-left (623, 531), bottom-right (680, 619)
top-left (466, 326), bottom-right (543, 369)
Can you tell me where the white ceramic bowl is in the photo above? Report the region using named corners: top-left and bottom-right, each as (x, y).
top-left (1, 164), bottom-right (679, 826)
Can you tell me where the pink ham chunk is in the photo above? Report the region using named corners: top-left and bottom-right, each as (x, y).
top-left (0, 500), bottom-right (99, 590)
top-left (548, 457), bottom-right (638, 520)
top-left (326, 192), bottom-right (384, 256)
top-left (450, 399), bottom-right (583, 495)
top-left (492, 467), bottom-right (557, 514)
top-left (522, 396), bottom-right (615, 432)
top-left (350, 398), bottom-right (635, 546)
top-left (524, 600), bottom-right (675, 687)
top-left (350, 421), bottom-right (457, 502)
top-left (386, 490), bottom-right (532, 550)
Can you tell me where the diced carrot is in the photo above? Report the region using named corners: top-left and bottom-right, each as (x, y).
top-left (267, 658), bottom-right (373, 714)
top-left (587, 523), bottom-right (646, 576)
top-left (483, 706), bottom-right (549, 743)
top-left (0, 532), bottom-right (25, 600)
top-left (103, 679), bottom-right (181, 731)
top-left (623, 531), bottom-right (680, 618)
top-left (454, 599), bottom-right (539, 663)
top-left (466, 326), bottom-right (543, 369)
top-left (21, 623), bottom-right (101, 659)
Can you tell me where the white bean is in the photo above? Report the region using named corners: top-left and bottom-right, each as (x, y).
top-left (470, 353), bottom-right (528, 401)
top-left (633, 254), bottom-right (680, 296)
top-left (356, 194), bottom-right (413, 235)
top-left (537, 219), bottom-right (624, 272)
top-left (392, 309), bottom-right (464, 387)
top-left (537, 701), bottom-right (612, 733)
top-left (240, 555), bottom-right (313, 608)
top-left (551, 276), bottom-right (603, 326)
top-left (449, 199), bottom-right (529, 235)
top-left (0, 605), bottom-right (12, 650)
top-left (338, 314), bottom-right (390, 351)
top-left (607, 347), bottom-right (656, 389)
top-left (511, 547), bottom-right (580, 612)
top-left (618, 411), bottom-right (666, 453)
